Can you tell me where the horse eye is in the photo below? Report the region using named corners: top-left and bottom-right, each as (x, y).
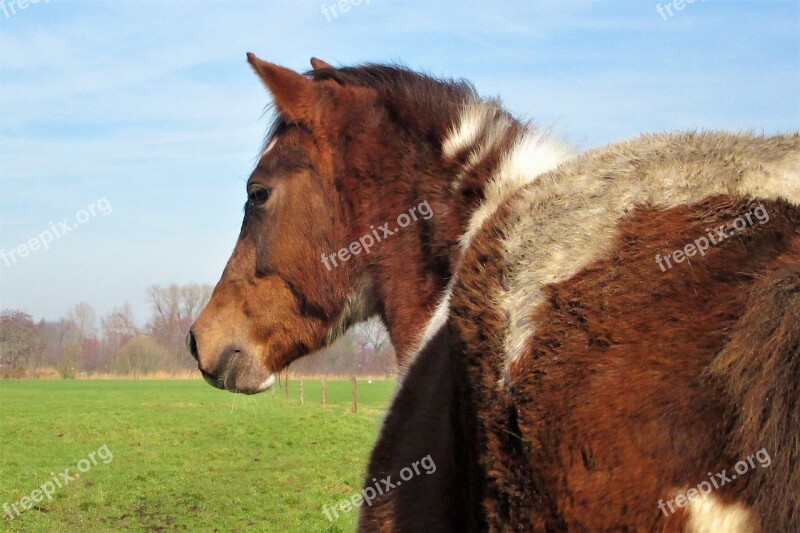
top-left (248, 187), bottom-right (271, 205)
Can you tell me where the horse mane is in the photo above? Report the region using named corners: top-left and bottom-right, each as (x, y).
top-left (262, 64), bottom-right (480, 150)
top-left (308, 63), bottom-right (478, 105)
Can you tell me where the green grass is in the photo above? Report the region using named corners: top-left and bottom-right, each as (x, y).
top-left (0, 379), bottom-right (395, 532)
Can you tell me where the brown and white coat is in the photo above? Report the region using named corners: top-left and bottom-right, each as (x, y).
top-left (362, 108), bottom-right (800, 532)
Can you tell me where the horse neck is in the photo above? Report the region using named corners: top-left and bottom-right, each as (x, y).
top-left (347, 98), bottom-right (571, 360)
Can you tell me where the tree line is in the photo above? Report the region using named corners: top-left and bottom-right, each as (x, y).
top-left (0, 283), bottom-right (396, 378)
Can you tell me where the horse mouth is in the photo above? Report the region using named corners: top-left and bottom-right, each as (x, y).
top-left (200, 351), bottom-right (279, 395)
top-left (254, 372), bottom-right (278, 393)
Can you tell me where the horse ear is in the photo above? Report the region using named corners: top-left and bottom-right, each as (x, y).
top-left (246, 53), bottom-right (317, 123)
top-left (310, 57), bottom-right (333, 70)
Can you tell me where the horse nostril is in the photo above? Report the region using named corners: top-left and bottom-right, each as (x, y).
top-left (187, 329), bottom-right (199, 362)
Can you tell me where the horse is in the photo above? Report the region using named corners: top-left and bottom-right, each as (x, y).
top-left (189, 54), bottom-right (800, 532)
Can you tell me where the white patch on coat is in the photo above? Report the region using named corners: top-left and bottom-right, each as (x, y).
top-left (442, 102), bottom-right (498, 159)
top-left (443, 101), bottom-right (519, 192)
top-left (685, 494), bottom-right (756, 533)
top-left (739, 153), bottom-right (800, 201)
top-left (405, 101), bottom-right (574, 375)
top-left (460, 129), bottom-right (574, 250)
top-left (463, 114), bottom-right (513, 170)
top-left (406, 281), bottom-right (453, 364)
top-left (496, 132), bottom-right (800, 374)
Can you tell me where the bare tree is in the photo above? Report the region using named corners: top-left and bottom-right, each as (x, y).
top-left (38, 318), bottom-right (80, 375)
top-left (114, 336), bottom-right (173, 375)
top-left (102, 303), bottom-right (138, 338)
top-left (181, 283), bottom-right (212, 323)
top-left (358, 317), bottom-right (391, 354)
top-left (146, 283), bottom-right (213, 368)
top-left (0, 310), bottom-right (41, 375)
top-left (65, 302), bottom-right (99, 373)
top-left (102, 303), bottom-right (138, 370)
top-left (67, 302), bottom-right (96, 343)
top-left (147, 284), bottom-right (182, 326)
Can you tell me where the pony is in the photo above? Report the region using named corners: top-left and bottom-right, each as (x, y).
top-left (189, 54), bottom-right (800, 532)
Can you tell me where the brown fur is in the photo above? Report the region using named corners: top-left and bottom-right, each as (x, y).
top-left (365, 196), bottom-right (799, 531)
top-left (708, 246), bottom-right (800, 532)
top-left (509, 197), bottom-right (797, 529)
top-left (360, 325), bottom-right (486, 531)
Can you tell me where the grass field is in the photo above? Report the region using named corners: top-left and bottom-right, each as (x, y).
top-left (0, 379), bottom-right (395, 532)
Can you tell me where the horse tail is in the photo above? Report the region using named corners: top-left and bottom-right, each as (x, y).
top-left (708, 240), bottom-right (800, 532)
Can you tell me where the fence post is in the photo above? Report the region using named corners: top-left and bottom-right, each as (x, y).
top-left (321, 377), bottom-right (327, 407)
top-left (299, 380), bottom-right (304, 405)
top-left (351, 376), bottom-right (358, 413)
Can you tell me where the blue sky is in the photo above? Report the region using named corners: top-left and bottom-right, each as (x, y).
top-left (1, 0), bottom-right (798, 324)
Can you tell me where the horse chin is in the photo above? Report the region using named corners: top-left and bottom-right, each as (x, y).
top-left (232, 370), bottom-right (279, 395)
top-left (254, 372), bottom-right (279, 393)
top-left (201, 352), bottom-right (279, 395)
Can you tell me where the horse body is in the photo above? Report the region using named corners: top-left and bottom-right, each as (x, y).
top-left (190, 55), bottom-right (800, 532)
top-left (363, 126), bottom-right (800, 531)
